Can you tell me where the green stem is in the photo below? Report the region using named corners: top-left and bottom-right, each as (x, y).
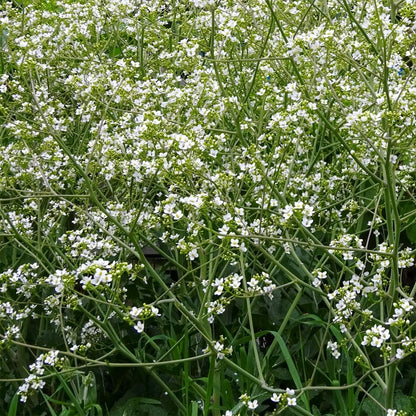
top-left (240, 253), bottom-right (265, 383)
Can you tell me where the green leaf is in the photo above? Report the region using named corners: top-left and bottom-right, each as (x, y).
top-left (405, 223), bottom-right (416, 243)
top-left (270, 331), bottom-right (310, 411)
top-left (84, 404), bottom-right (103, 416)
top-left (110, 397), bottom-right (166, 416)
top-left (410, 396), bottom-right (416, 412)
top-left (295, 313), bottom-right (326, 327)
top-left (110, 401), bottom-right (167, 416)
top-left (82, 372), bottom-right (97, 407)
top-left (7, 393), bottom-right (18, 416)
top-left (360, 387), bottom-right (383, 416)
top-left (190, 401), bottom-right (199, 416)
top-left (398, 201), bottom-right (416, 242)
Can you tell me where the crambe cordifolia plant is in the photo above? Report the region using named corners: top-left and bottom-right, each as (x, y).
top-left (0, 0), bottom-right (416, 415)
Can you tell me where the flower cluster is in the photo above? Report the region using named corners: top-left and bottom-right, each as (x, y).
top-left (329, 234), bottom-right (364, 261)
top-left (204, 271), bottom-right (276, 322)
top-left (239, 393), bottom-right (258, 410)
top-left (203, 336), bottom-right (233, 360)
top-left (271, 388), bottom-right (297, 408)
top-left (328, 274), bottom-right (363, 324)
top-left (386, 298), bottom-right (414, 327)
top-left (129, 304), bottom-right (160, 334)
top-left (361, 325), bottom-right (391, 349)
top-left (280, 200), bottom-right (315, 228)
top-left (18, 351), bottom-right (62, 403)
top-left (312, 268), bottom-right (328, 288)
top-left (327, 340), bottom-right (341, 359)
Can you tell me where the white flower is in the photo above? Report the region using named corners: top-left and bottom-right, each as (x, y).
top-left (387, 409), bottom-right (396, 416)
top-left (327, 340), bottom-right (340, 357)
top-left (401, 299), bottom-right (413, 312)
top-left (230, 273), bottom-right (243, 289)
top-left (303, 204), bottom-right (314, 216)
top-left (188, 248), bottom-right (199, 260)
top-left (395, 349), bottom-right (404, 360)
top-left (271, 393), bottom-right (281, 402)
top-left (312, 278), bottom-right (321, 287)
top-left (218, 224), bottom-right (229, 237)
top-left (281, 205), bottom-right (293, 220)
top-left (130, 306), bottom-right (142, 319)
top-left (302, 216), bottom-right (313, 227)
top-left (214, 278), bottom-right (224, 295)
top-left (134, 321), bottom-right (144, 333)
top-left (213, 341), bottom-right (224, 352)
top-left (230, 238), bottom-right (239, 248)
top-left (356, 259), bottom-right (365, 270)
top-left (43, 350), bottom-right (59, 365)
top-left (332, 349), bottom-right (341, 359)
top-left (173, 210), bottom-right (183, 220)
top-left (246, 277), bottom-right (257, 289)
top-left (371, 337), bottom-right (382, 348)
top-left (247, 400), bottom-right (258, 409)
top-left (317, 271), bottom-right (327, 279)
top-left (294, 201), bottom-right (303, 209)
top-left (223, 213), bottom-right (233, 222)
top-left (342, 251), bottom-right (354, 261)
top-left (287, 397), bottom-right (297, 406)
top-left (151, 306), bottom-right (160, 316)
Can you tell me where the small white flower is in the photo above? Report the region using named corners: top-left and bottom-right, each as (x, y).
top-left (130, 306), bottom-right (142, 319)
top-left (230, 238), bottom-right (239, 248)
top-left (370, 337), bottom-right (382, 348)
top-left (302, 216), bottom-right (313, 227)
top-left (173, 210), bottom-right (183, 220)
top-left (223, 213), bottom-right (233, 222)
top-left (214, 341), bottom-right (224, 352)
top-left (317, 271), bottom-right (327, 279)
top-left (395, 349), bottom-right (404, 360)
top-left (218, 224), bottom-right (229, 237)
top-left (401, 299), bottom-right (413, 312)
top-left (356, 259), bottom-right (365, 270)
top-left (342, 251), bottom-right (354, 261)
top-left (134, 321), bottom-right (144, 333)
top-left (287, 397), bottom-right (297, 406)
top-left (294, 201), bottom-right (303, 209)
top-left (213, 278), bottom-right (224, 296)
top-left (230, 273), bottom-right (243, 289)
top-left (151, 306), bottom-right (160, 316)
top-left (271, 393), bottom-right (281, 402)
top-left (188, 248), bottom-right (199, 260)
top-left (247, 399), bottom-right (258, 409)
top-left (312, 277), bottom-right (321, 287)
top-left (281, 205), bottom-right (293, 220)
top-left (303, 204), bottom-right (314, 216)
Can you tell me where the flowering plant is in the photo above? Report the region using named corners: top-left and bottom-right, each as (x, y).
top-left (1, 0), bottom-right (416, 415)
